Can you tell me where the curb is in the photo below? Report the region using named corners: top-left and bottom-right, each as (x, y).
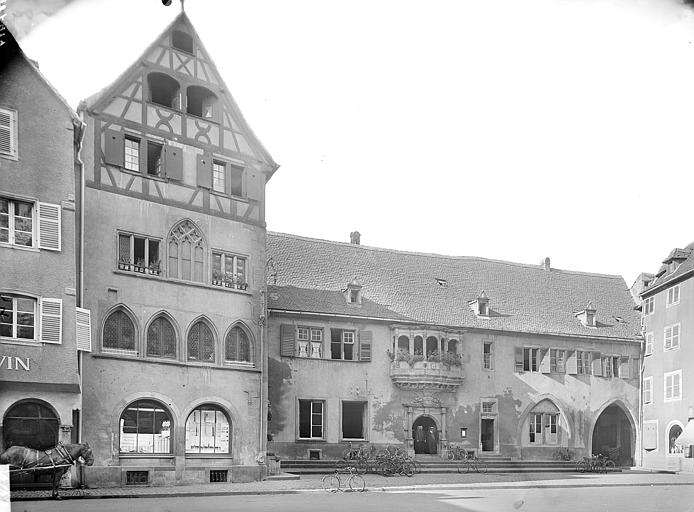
top-left (12, 478), bottom-right (694, 502)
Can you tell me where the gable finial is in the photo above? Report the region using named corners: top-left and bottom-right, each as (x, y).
top-left (180, 0), bottom-right (185, 12)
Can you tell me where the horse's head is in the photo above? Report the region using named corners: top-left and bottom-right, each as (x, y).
top-left (78, 442), bottom-right (94, 466)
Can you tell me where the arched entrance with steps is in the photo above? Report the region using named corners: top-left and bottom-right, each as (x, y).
top-left (412, 415), bottom-right (438, 454)
top-left (592, 402), bottom-right (635, 466)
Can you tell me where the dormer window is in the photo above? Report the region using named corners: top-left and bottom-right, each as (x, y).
top-left (186, 86), bottom-right (217, 120)
top-left (469, 291), bottom-right (490, 317)
top-left (172, 30), bottom-right (194, 54)
top-left (147, 72), bottom-right (180, 109)
top-left (576, 301), bottom-right (597, 327)
top-left (345, 278), bottom-right (362, 305)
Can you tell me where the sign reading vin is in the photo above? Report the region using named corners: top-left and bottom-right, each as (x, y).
top-left (0, 356), bottom-right (30, 371)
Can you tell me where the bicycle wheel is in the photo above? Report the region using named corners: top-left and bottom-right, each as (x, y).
top-left (349, 474), bottom-right (366, 492)
top-left (356, 459), bottom-right (369, 475)
top-left (380, 461), bottom-right (395, 477)
top-left (577, 460), bottom-right (588, 473)
top-left (322, 474), bottom-right (340, 492)
top-left (447, 450), bottom-right (455, 461)
top-left (605, 460), bottom-right (616, 472)
top-left (477, 461), bottom-right (488, 474)
top-left (466, 460), bottom-right (474, 474)
top-left (402, 461), bottom-right (415, 477)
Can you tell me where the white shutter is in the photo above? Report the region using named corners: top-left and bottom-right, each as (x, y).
top-left (76, 307), bottom-right (92, 352)
top-left (38, 202), bottom-right (61, 251)
top-left (40, 298), bottom-right (63, 344)
top-left (0, 108), bottom-right (16, 157)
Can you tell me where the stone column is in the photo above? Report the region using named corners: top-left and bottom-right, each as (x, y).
top-left (406, 407), bottom-right (414, 457)
top-left (441, 408), bottom-right (447, 442)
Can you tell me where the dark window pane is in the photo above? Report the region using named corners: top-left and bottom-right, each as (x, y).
top-left (298, 401), bottom-right (311, 438)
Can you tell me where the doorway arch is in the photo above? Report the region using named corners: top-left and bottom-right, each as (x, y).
top-left (412, 415), bottom-right (438, 454)
top-left (592, 402), bottom-right (635, 466)
top-left (3, 399), bottom-right (60, 450)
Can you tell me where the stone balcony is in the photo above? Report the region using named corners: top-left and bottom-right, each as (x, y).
top-left (389, 361), bottom-right (464, 392)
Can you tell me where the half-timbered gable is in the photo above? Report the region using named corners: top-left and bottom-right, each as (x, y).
top-left (79, 12), bottom-right (277, 226)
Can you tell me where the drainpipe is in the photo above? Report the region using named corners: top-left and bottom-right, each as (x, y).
top-left (638, 335), bottom-right (645, 468)
top-left (258, 289), bottom-right (268, 466)
top-left (73, 115), bottom-right (86, 442)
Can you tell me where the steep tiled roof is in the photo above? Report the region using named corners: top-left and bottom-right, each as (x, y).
top-left (267, 232), bottom-right (641, 340)
top-left (643, 242), bottom-right (694, 295)
top-left (268, 285), bottom-right (411, 321)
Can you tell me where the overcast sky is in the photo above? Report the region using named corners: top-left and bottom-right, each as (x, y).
top-left (11, 0), bottom-right (694, 285)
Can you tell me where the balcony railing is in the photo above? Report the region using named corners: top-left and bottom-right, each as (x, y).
top-left (389, 360), bottom-right (464, 392)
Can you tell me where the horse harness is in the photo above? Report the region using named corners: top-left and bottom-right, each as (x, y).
top-left (18, 442), bottom-right (74, 471)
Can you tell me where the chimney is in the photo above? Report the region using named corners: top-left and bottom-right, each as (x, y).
top-left (350, 231), bottom-right (361, 245)
top-left (542, 257), bottom-right (551, 271)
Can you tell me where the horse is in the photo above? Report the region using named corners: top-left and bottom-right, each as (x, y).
top-left (0, 442), bottom-right (94, 498)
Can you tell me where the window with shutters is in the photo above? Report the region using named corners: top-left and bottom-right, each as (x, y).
top-left (75, 307), bottom-right (92, 352)
top-left (644, 332), bottom-right (654, 356)
top-left (124, 136), bottom-right (140, 172)
top-left (0, 294), bottom-right (36, 340)
top-left (297, 326), bottom-right (323, 358)
top-left (187, 320), bottom-right (215, 362)
top-left (229, 164), bottom-right (243, 197)
top-left (342, 401), bottom-right (366, 440)
top-left (212, 161), bottom-right (225, 193)
top-left (643, 376), bottom-right (653, 404)
top-left (550, 349), bottom-right (565, 373)
top-left (0, 107), bottom-right (17, 159)
top-left (103, 309), bottom-right (137, 354)
top-left (643, 296), bottom-right (655, 316)
top-left (520, 347), bottom-right (540, 372)
top-left (331, 328), bottom-right (355, 360)
top-left (225, 325), bottom-right (252, 364)
top-left (0, 197), bottom-right (34, 247)
top-left (168, 220), bottom-right (205, 283)
top-left (576, 351), bottom-right (591, 375)
top-left (298, 400), bottom-right (324, 439)
top-left (664, 324), bottom-right (680, 351)
top-left (147, 141), bottom-right (163, 176)
top-left (118, 232), bottom-right (161, 276)
top-left (666, 285), bottom-right (680, 307)
top-left (664, 370), bottom-right (682, 402)
top-left (146, 316), bottom-right (177, 359)
top-left (212, 251), bottom-right (247, 290)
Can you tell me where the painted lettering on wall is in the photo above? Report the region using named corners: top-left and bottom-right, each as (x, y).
top-left (0, 356), bottom-right (31, 371)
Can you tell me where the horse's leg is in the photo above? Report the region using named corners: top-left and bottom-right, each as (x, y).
top-left (52, 469), bottom-right (62, 500)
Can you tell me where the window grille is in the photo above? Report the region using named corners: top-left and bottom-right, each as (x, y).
top-left (209, 470), bottom-right (228, 483)
top-left (188, 321), bottom-right (215, 362)
top-left (147, 316), bottom-right (177, 358)
top-left (126, 471), bottom-right (149, 485)
top-left (103, 310), bottom-right (136, 352)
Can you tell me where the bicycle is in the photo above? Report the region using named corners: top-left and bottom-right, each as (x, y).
top-left (321, 466), bottom-right (366, 492)
top-left (457, 452), bottom-right (487, 474)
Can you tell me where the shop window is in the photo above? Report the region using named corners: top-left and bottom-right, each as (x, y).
top-left (147, 72), bottom-right (180, 109)
top-left (185, 405), bottom-right (230, 454)
top-left (103, 309), bottom-right (136, 353)
top-left (146, 316), bottom-right (177, 359)
top-left (172, 30), bottom-right (194, 54)
top-left (342, 401), bottom-right (366, 440)
top-left (168, 220), bottom-right (205, 283)
top-left (225, 325), bottom-right (252, 364)
top-left (187, 320), bottom-right (215, 362)
top-left (668, 424), bottom-right (684, 455)
top-left (3, 401), bottom-right (59, 450)
top-left (186, 85), bottom-right (217, 119)
top-left (120, 400), bottom-right (172, 454)
top-left (298, 400), bottom-right (324, 439)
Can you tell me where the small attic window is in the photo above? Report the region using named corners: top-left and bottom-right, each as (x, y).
top-left (148, 72), bottom-right (180, 109)
top-left (576, 301), bottom-right (597, 327)
top-left (469, 291), bottom-right (490, 317)
top-left (172, 30), bottom-right (194, 54)
top-left (345, 278), bottom-right (362, 305)
top-left (187, 85), bottom-right (217, 120)
top-left (479, 301), bottom-right (488, 316)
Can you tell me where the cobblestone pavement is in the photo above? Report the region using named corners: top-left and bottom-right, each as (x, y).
top-left (10, 470), bottom-right (694, 501)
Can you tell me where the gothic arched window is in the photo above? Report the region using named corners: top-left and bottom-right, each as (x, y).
top-left (147, 316), bottom-right (177, 359)
top-left (188, 320), bottom-right (215, 362)
top-left (225, 325), bottom-right (251, 364)
top-left (168, 220), bottom-right (205, 283)
top-left (103, 309), bottom-right (136, 353)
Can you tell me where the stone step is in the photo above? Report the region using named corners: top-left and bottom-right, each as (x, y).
top-left (279, 465), bottom-right (621, 475)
